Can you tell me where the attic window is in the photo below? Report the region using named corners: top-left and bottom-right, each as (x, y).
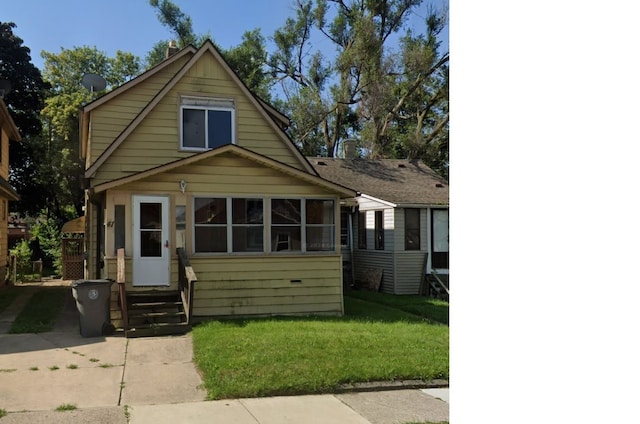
top-left (180, 96), bottom-right (235, 151)
top-left (435, 183), bottom-right (445, 188)
top-left (316, 160), bottom-right (327, 166)
top-left (398, 164), bottom-right (407, 168)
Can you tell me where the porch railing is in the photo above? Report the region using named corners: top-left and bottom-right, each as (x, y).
top-left (117, 248), bottom-right (128, 331)
top-left (177, 247), bottom-right (197, 325)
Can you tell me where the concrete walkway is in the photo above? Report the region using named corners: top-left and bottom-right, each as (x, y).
top-left (0, 282), bottom-right (449, 423)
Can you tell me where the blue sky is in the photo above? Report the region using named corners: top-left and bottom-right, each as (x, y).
top-left (3, 0), bottom-right (448, 71)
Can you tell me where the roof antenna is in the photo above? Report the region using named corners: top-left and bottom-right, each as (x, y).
top-left (81, 73), bottom-right (107, 94)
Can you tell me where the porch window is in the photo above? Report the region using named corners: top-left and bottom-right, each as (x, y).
top-left (431, 209), bottom-right (449, 269)
top-left (194, 197), bottom-right (227, 253)
top-left (271, 198), bottom-right (336, 252)
top-left (232, 198), bottom-right (264, 252)
top-left (181, 97), bottom-right (235, 150)
top-left (175, 205), bottom-right (186, 249)
top-left (114, 204), bottom-right (125, 252)
top-left (271, 199), bottom-right (301, 251)
top-left (374, 210), bottom-right (384, 250)
top-left (404, 208), bottom-right (420, 250)
top-left (306, 199), bottom-right (334, 251)
top-left (193, 197), bottom-right (265, 253)
top-left (357, 211), bottom-right (367, 249)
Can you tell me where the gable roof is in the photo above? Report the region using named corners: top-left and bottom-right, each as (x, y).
top-left (82, 40), bottom-right (315, 178)
top-left (80, 45), bottom-right (197, 160)
top-left (92, 144), bottom-right (356, 198)
top-left (309, 157), bottom-right (448, 207)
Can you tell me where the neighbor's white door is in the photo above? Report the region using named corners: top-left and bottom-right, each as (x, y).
top-left (132, 195), bottom-right (170, 286)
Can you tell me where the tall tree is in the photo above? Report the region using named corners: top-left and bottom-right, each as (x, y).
top-left (0, 22), bottom-right (49, 216)
top-left (146, 0), bottom-right (272, 100)
top-left (270, 0), bottom-right (425, 157)
top-left (40, 46), bottom-right (141, 219)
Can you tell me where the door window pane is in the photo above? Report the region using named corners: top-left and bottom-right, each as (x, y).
top-left (139, 202), bottom-right (162, 257)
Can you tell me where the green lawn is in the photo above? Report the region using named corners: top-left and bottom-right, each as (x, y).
top-left (192, 296), bottom-right (449, 400)
top-left (346, 290), bottom-right (449, 325)
top-left (9, 287), bottom-right (68, 333)
top-left (0, 287), bottom-right (21, 314)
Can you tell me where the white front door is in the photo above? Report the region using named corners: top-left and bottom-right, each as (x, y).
top-left (132, 195), bottom-right (170, 286)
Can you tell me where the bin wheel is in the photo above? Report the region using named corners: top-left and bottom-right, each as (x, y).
top-left (102, 323), bottom-right (115, 336)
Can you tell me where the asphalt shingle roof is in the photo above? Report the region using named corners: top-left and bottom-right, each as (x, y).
top-left (308, 158), bottom-right (449, 206)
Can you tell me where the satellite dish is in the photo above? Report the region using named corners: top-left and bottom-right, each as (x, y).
top-left (0, 80), bottom-right (11, 98)
top-left (81, 73), bottom-right (106, 93)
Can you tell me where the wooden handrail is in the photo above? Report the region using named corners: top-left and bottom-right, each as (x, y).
top-left (431, 269), bottom-right (450, 296)
top-left (117, 248), bottom-right (128, 330)
top-left (176, 247), bottom-right (197, 325)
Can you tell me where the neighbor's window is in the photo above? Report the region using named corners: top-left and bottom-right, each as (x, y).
top-left (232, 198), bottom-right (264, 252)
top-left (181, 97), bottom-right (235, 150)
top-left (357, 211), bottom-right (367, 249)
top-left (431, 209), bottom-right (449, 269)
top-left (340, 209), bottom-right (350, 248)
top-left (306, 199), bottom-right (334, 251)
top-left (374, 210), bottom-right (384, 250)
top-left (404, 208), bottom-right (420, 250)
top-left (194, 197), bottom-right (227, 253)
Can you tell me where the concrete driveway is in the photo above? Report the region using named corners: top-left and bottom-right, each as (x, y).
top-left (0, 284), bottom-right (206, 414)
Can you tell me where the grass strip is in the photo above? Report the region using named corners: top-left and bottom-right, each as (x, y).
top-left (193, 297), bottom-right (449, 400)
top-left (9, 287), bottom-right (68, 333)
top-left (345, 290), bottom-right (449, 325)
top-left (0, 287), bottom-right (21, 314)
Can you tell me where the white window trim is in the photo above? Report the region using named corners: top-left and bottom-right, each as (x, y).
top-left (192, 196), bottom-right (338, 255)
top-left (180, 96), bottom-right (236, 151)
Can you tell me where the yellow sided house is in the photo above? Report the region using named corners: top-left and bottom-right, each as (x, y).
top-left (79, 41), bottom-right (355, 337)
top-left (0, 98), bottom-right (21, 283)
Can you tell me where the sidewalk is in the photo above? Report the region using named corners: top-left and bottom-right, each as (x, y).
top-left (0, 282), bottom-right (449, 423)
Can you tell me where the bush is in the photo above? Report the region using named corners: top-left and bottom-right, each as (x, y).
top-left (9, 239), bottom-right (33, 278)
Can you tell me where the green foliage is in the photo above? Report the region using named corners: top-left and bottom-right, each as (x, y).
top-left (9, 239), bottom-right (32, 277)
top-left (55, 404), bottom-right (77, 411)
top-left (29, 214), bottom-right (63, 274)
top-left (38, 46), bottom-right (141, 218)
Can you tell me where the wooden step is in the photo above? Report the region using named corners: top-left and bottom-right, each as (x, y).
top-left (129, 301), bottom-right (183, 309)
top-left (125, 322), bottom-right (191, 338)
top-left (124, 290), bottom-right (188, 337)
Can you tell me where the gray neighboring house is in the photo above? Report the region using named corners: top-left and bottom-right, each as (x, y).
top-left (310, 157), bottom-right (449, 295)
